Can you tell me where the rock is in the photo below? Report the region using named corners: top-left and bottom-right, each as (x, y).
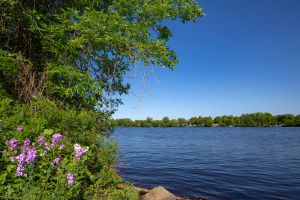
top-left (134, 186), bottom-right (150, 194)
top-left (140, 186), bottom-right (177, 200)
top-left (116, 183), bottom-right (127, 190)
top-left (175, 197), bottom-right (188, 200)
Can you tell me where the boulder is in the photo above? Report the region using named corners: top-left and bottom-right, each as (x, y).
top-left (134, 186), bottom-right (150, 194)
top-left (140, 186), bottom-right (177, 200)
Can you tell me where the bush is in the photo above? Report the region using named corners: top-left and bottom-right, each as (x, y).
top-left (0, 99), bottom-right (138, 200)
top-left (0, 97), bottom-right (110, 144)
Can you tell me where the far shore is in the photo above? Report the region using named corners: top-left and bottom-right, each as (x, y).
top-left (111, 113), bottom-right (300, 128)
top-left (113, 125), bottom-right (299, 128)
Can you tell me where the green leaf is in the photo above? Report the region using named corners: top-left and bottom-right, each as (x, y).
top-left (43, 129), bottom-right (53, 136)
top-left (0, 172), bottom-right (7, 184)
top-left (6, 164), bottom-right (14, 173)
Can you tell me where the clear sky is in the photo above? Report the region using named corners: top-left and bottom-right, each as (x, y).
top-left (113, 0), bottom-right (300, 120)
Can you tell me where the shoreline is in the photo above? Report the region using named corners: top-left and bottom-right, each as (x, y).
top-left (117, 184), bottom-right (203, 200)
top-left (113, 126), bottom-right (300, 128)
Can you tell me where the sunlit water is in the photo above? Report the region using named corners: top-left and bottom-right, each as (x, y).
top-left (112, 127), bottom-right (300, 200)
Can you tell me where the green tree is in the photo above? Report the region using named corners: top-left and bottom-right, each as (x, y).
top-left (161, 117), bottom-right (169, 127)
top-left (276, 114), bottom-right (295, 127)
top-left (178, 118), bottom-right (187, 126)
top-left (240, 114), bottom-right (255, 127)
top-left (213, 116), bottom-right (223, 126)
top-left (189, 117), bottom-right (198, 126)
top-left (233, 116), bottom-right (240, 126)
top-left (295, 115), bottom-right (300, 126)
top-left (222, 115), bottom-right (234, 126)
top-left (151, 120), bottom-right (161, 127)
top-left (203, 117), bottom-right (213, 127)
top-left (0, 0), bottom-right (203, 111)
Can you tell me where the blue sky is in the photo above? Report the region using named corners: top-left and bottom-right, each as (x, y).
top-left (113, 0), bottom-right (300, 120)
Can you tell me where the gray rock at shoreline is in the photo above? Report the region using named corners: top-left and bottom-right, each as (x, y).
top-left (139, 186), bottom-right (177, 200)
top-left (117, 184), bottom-right (192, 200)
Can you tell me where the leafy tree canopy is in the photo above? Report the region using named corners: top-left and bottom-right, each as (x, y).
top-left (0, 0), bottom-right (203, 111)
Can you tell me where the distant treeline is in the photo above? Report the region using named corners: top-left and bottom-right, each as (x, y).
top-left (111, 113), bottom-right (300, 127)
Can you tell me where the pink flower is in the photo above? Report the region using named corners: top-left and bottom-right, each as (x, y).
top-left (67, 173), bottom-right (75, 185)
top-left (38, 136), bottom-right (45, 145)
top-left (59, 143), bottom-right (65, 150)
top-left (16, 153), bottom-right (27, 177)
top-left (6, 139), bottom-right (19, 151)
top-left (16, 126), bottom-right (23, 131)
top-left (23, 139), bottom-right (31, 149)
top-left (74, 144), bottom-right (89, 160)
top-left (25, 147), bottom-right (37, 164)
top-left (52, 157), bottom-right (61, 165)
top-left (44, 142), bottom-right (50, 151)
top-left (51, 133), bottom-right (63, 147)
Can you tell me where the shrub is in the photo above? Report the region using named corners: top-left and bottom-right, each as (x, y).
top-left (0, 100), bottom-right (138, 200)
top-left (1, 131), bottom-right (87, 198)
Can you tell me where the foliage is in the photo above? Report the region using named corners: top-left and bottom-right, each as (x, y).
top-left (0, 97), bottom-right (110, 144)
top-left (111, 113), bottom-right (300, 127)
top-left (0, 125), bottom-right (137, 200)
top-left (0, 97), bottom-right (135, 199)
top-left (0, 0), bottom-right (204, 111)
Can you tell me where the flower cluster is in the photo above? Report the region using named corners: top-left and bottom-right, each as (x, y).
top-left (74, 144), bottom-right (89, 160)
top-left (44, 142), bottom-right (50, 151)
top-left (4, 133), bottom-right (62, 177)
top-left (37, 134), bottom-right (64, 154)
top-left (26, 147), bottom-right (37, 163)
top-left (5, 139), bottom-right (19, 151)
top-left (59, 143), bottom-right (65, 150)
top-left (16, 152), bottom-right (27, 177)
top-left (23, 139), bottom-right (31, 149)
top-left (4, 138), bottom-right (37, 177)
top-left (52, 157), bottom-right (61, 165)
top-left (38, 136), bottom-right (45, 145)
top-left (15, 146), bottom-right (37, 177)
top-left (51, 133), bottom-right (63, 148)
top-left (3, 127), bottom-right (88, 185)
top-left (67, 172), bottom-right (75, 185)
top-left (16, 126), bottom-right (23, 131)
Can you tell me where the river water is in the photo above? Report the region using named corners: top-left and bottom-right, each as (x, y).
top-left (113, 127), bottom-right (300, 199)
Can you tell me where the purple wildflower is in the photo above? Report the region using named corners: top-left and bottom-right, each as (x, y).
top-left (23, 139), bottom-right (31, 149)
top-left (14, 141), bottom-right (38, 177)
top-left (25, 147), bottom-right (37, 164)
top-left (74, 147), bottom-right (85, 160)
top-left (7, 139), bottom-right (19, 151)
top-left (16, 165), bottom-right (26, 177)
top-left (10, 156), bottom-right (15, 162)
top-left (38, 135), bottom-right (45, 145)
top-left (74, 144), bottom-right (88, 160)
top-left (59, 143), bottom-right (65, 150)
top-left (67, 173), bottom-right (75, 185)
top-left (3, 149), bottom-right (7, 153)
top-left (52, 157), bottom-right (61, 165)
top-left (51, 133), bottom-right (63, 147)
top-left (44, 142), bottom-right (50, 151)
top-left (16, 153), bottom-right (26, 163)
top-left (16, 153), bottom-right (27, 177)
top-left (16, 126), bottom-right (23, 131)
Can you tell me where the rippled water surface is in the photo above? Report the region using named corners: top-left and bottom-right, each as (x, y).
top-left (112, 127), bottom-right (300, 199)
